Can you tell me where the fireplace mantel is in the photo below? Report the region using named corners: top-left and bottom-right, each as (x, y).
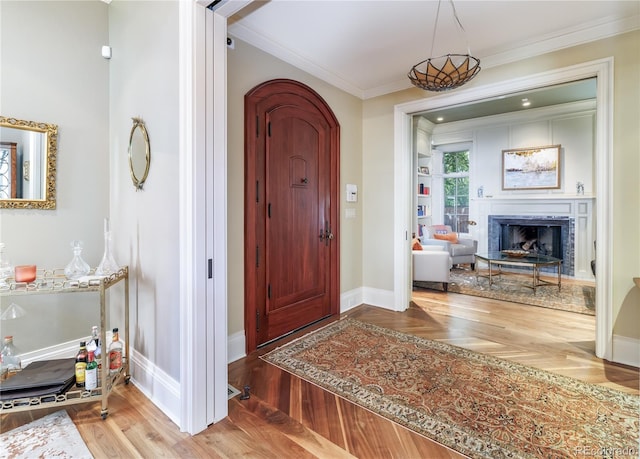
top-left (472, 196), bottom-right (595, 280)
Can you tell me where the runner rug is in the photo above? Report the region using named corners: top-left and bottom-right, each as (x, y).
top-left (0, 410), bottom-right (93, 459)
top-left (415, 269), bottom-right (595, 315)
top-left (262, 319), bottom-right (639, 459)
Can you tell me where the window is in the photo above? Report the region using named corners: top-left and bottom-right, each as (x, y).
top-left (443, 150), bottom-right (469, 233)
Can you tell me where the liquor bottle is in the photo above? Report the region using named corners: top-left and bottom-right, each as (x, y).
top-left (0, 336), bottom-right (21, 377)
top-left (85, 350), bottom-right (98, 390)
top-left (88, 325), bottom-right (102, 366)
top-left (108, 327), bottom-right (123, 375)
top-left (75, 341), bottom-right (88, 387)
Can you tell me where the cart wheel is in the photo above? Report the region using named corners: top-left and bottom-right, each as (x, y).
top-left (125, 376), bottom-right (131, 385)
top-left (101, 410), bottom-right (108, 420)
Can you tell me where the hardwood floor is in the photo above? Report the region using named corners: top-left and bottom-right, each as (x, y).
top-left (2, 290), bottom-right (638, 458)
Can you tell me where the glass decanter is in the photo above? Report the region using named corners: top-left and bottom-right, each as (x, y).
top-left (0, 243), bottom-right (12, 287)
top-left (96, 218), bottom-right (119, 276)
top-left (64, 240), bottom-right (91, 280)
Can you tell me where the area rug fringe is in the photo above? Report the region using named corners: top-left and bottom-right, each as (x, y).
top-left (261, 319), bottom-right (639, 459)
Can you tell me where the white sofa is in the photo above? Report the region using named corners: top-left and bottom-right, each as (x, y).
top-left (412, 245), bottom-right (452, 292)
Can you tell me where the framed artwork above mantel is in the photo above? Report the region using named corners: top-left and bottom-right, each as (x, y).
top-left (502, 145), bottom-right (561, 191)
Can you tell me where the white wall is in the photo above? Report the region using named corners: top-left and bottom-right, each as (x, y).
top-left (430, 101), bottom-right (596, 212)
top-left (0, 1), bottom-right (110, 352)
top-left (1, 0), bottom-right (184, 425)
top-left (108, 1), bottom-right (180, 382)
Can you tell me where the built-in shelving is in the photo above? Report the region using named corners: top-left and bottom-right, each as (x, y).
top-left (416, 152), bottom-right (432, 234)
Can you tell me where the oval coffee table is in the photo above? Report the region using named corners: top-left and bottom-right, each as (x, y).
top-left (474, 252), bottom-right (562, 294)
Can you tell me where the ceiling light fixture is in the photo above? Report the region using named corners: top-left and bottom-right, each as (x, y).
top-left (522, 98), bottom-right (531, 107)
top-left (408, 0), bottom-right (481, 92)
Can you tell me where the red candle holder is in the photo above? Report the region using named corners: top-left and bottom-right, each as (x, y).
top-left (15, 265), bottom-right (36, 283)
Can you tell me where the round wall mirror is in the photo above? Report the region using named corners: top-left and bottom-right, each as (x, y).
top-left (128, 117), bottom-right (150, 190)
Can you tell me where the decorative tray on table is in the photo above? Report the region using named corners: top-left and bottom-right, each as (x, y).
top-left (501, 249), bottom-right (530, 258)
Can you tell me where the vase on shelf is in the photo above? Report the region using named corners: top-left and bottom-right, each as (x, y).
top-left (95, 218), bottom-right (119, 276)
top-left (64, 240), bottom-right (91, 280)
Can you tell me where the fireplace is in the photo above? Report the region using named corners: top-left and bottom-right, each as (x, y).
top-left (488, 216), bottom-right (574, 275)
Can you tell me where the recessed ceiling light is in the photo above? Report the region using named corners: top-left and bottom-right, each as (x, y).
top-left (437, 117), bottom-right (444, 122)
top-left (522, 98), bottom-right (531, 107)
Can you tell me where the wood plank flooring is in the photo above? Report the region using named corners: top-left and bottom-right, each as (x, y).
top-left (1, 288), bottom-right (638, 458)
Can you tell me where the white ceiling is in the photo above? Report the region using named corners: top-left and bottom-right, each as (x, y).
top-left (228, 1), bottom-right (640, 100)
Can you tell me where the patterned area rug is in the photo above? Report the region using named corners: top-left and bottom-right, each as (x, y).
top-left (262, 319), bottom-right (639, 459)
top-left (0, 410), bottom-right (93, 458)
top-left (415, 269), bottom-right (595, 315)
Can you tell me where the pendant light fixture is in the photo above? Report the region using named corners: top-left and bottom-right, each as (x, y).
top-left (408, 0), bottom-right (481, 92)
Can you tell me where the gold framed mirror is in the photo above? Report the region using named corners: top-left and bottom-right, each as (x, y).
top-left (128, 117), bottom-right (151, 190)
top-left (0, 116), bottom-right (58, 209)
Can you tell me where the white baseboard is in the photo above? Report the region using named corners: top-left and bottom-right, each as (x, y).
top-left (129, 349), bottom-right (181, 427)
top-left (19, 337), bottom-right (87, 367)
top-left (340, 287), bottom-right (364, 313)
top-left (227, 330), bottom-right (246, 363)
top-left (19, 339), bottom-right (181, 429)
top-left (362, 286), bottom-right (395, 311)
top-left (612, 334), bottom-right (640, 368)
top-left (228, 288), bottom-right (366, 363)
top-left (20, 331), bottom-right (123, 367)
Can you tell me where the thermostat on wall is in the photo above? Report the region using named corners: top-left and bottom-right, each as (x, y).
top-left (346, 184), bottom-right (358, 202)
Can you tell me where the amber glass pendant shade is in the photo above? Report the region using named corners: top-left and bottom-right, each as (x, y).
top-left (408, 0), bottom-right (481, 92)
top-left (408, 54), bottom-right (481, 92)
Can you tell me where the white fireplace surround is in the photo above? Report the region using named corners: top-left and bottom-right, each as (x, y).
top-left (472, 195), bottom-right (595, 280)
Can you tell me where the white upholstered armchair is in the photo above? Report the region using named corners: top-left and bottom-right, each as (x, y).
top-left (412, 245), bottom-right (452, 292)
top-left (420, 225), bottom-right (477, 270)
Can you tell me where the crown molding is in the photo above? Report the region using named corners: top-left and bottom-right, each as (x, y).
top-left (480, 14), bottom-right (640, 70)
top-left (230, 14), bottom-right (639, 100)
top-left (365, 14), bottom-right (639, 100)
top-left (229, 22), bottom-right (365, 99)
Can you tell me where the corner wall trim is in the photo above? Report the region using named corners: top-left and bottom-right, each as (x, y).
top-left (228, 331), bottom-right (246, 363)
top-left (340, 287), bottom-right (364, 313)
top-left (362, 287), bottom-right (396, 311)
top-left (129, 348), bottom-right (181, 427)
top-left (612, 335), bottom-right (640, 368)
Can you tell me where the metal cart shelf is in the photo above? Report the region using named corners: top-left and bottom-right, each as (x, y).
top-left (0, 266), bottom-right (130, 419)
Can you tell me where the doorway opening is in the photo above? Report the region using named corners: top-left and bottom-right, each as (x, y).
top-left (395, 60), bottom-right (613, 360)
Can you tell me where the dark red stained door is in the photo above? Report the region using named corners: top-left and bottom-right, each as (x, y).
top-left (245, 79), bottom-right (340, 351)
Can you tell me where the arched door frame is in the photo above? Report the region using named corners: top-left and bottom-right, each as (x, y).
top-left (393, 58), bottom-right (614, 360)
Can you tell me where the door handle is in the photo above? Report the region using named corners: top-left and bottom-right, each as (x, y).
top-left (319, 221), bottom-right (334, 246)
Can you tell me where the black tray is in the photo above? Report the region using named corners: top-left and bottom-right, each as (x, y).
top-left (0, 358), bottom-right (76, 401)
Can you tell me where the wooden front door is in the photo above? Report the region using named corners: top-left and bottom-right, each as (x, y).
top-left (245, 79), bottom-right (340, 352)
